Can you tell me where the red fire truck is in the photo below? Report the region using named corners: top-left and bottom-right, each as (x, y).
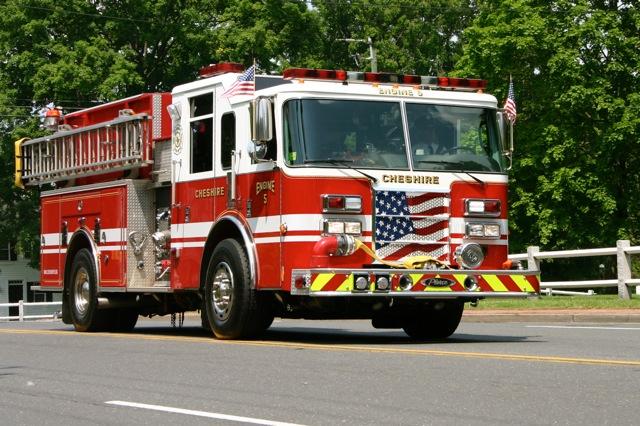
top-left (15, 63), bottom-right (539, 339)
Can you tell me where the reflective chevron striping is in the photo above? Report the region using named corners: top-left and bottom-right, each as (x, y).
top-left (483, 274), bottom-right (509, 292)
top-left (308, 272), bottom-right (539, 293)
top-left (512, 274), bottom-right (537, 292)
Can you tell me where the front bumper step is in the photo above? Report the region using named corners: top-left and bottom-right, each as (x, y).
top-left (291, 268), bottom-right (540, 297)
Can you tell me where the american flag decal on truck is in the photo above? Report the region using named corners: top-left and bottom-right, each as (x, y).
top-left (374, 190), bottom-right (450, 261)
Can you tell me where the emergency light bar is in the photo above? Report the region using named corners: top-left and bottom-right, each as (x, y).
top-left (199, 62), bottom-right (245, 78)
top-left (283, 68), bottom-right (487, 90)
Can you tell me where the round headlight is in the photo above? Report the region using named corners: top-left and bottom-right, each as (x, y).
top-left (455, 243), bottom-right (484, 269)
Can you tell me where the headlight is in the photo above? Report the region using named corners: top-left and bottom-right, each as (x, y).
top-left (465, 222), bottom-right (501, 239)
top-left (323, 219), bottom-right (361, 236)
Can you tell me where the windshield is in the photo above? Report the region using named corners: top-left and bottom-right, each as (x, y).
top-left (284, 99), bottom-right (408, 169)
top-left (406, 103), bottom-right (504, 172)
top-left (284, 99), bottom-right (505, 172)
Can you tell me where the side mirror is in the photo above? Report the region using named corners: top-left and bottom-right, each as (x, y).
top-left (497, 110), bottom-right (513, 170)
top-left (496, 111), bottom-right (509, 153)
top-left (251, 97), bottom-right (273, 143)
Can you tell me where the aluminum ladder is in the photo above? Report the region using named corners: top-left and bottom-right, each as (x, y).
top-left (18, 113), bottom-right (152, 186)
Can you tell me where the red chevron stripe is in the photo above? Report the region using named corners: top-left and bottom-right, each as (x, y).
top-left (320, 274), bottom-right (349, 291)
top-left (500, 274), bottom-right (524, 292)
top-left (525, 275), bottom-right (540, 292)
top-left (475, 275), bottom-right (493, 292)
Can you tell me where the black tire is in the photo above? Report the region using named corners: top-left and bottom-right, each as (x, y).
top-left (204, 239), bottom-right (273, 339)
top-left (402, 301), bottom-right (464, 340)
top-left (67, 248), bottom-right (105, 332)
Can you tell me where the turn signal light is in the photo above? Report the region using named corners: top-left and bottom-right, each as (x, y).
top-left (465, 199), bottom-right (501, 217)
top-left (322, 194), bottom-right (362, 213)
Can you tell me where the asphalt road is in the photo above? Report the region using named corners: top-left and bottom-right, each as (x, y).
top-left (1, 317), bottom-right (639, 426)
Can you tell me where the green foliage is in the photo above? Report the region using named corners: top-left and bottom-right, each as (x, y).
top-left (313, 0), bottom-right (475, 73)
top-left (471, 294), bottom-right (640, 310)
top-left (1, 0), bottom-right (639, 273)
top-left (458, 0), bottom-right (640, 254)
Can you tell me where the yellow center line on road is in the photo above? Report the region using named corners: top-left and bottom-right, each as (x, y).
top-left (2, 328), bottom-right (640, 367)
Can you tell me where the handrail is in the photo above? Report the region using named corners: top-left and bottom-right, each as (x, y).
top-left (509, 240), bottom-right (639, 299)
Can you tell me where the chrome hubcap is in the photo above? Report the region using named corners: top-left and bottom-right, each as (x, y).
top-left (210, 262), bottom-right (234, 321)
top-left (73, 267), bottom-right (91, 316)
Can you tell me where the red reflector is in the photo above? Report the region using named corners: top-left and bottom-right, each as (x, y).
top-left (294, 276), bottom-right (306, 289)
top-left (484, 200), bottom-right (501, 213)
top-left (199, 62), bottom-right (245, 78)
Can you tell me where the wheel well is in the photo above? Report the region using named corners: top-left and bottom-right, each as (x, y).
top-left (63, 231), bottom-right (96, 292)
top-left (200, 221), bottom-right (244, 291)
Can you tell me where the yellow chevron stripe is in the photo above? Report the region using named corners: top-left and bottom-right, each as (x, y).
top-left (483, 274), bottom-right (509, 292)
top-left (336, 276), bottom-right (352, 292)
top-left (453, 274), bottom-right (467, 287)
top-left (311, 273), bottom-right (334, 292)
top-left (511, 275), bottom-right (536, 292)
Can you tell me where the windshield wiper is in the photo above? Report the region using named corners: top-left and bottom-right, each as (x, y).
top-left (304, 158), bottom-right (378, 183)
top-left (417, 160), bottom-right (484, 185)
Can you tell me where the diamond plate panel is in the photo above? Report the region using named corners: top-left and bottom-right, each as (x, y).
top-left (126, 180), bottom-right (155, 287)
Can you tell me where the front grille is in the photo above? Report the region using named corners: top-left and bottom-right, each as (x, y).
top-left (374, 190), bottom-right (450, 261)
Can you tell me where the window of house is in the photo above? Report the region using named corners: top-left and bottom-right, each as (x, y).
top-left (189, 93), bottom-right (214, 173)
top-left (221, 112), bottom-right (235, 170)
top-left (0, 241), bottom-right (17, 261)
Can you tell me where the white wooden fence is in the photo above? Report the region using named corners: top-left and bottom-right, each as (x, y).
top-left (509, 240), bottom-right (640, 299)
top-left (0, 301), bottom-right (62, 321)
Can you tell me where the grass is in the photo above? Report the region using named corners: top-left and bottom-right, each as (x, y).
top-left (470, 294), bottom-right (640, 310)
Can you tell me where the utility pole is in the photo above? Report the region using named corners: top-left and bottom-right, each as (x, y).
top-left (337, 37), bottom-right (378, 72)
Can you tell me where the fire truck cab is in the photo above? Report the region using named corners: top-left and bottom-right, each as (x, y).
top-left (16, 63), bottom-right (539, 339)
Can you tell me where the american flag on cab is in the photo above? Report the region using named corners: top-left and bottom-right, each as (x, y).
top-left (503, 78), bottom-right (517, 124)
top-left (221, 65), bottom-right (255, 98)
top-left (374, 190), bottom-right (450, 261)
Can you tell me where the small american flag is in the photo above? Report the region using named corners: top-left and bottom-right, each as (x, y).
top-left (503, 78), bottom-right (517, 124)
top-left (375, 191), bottom-right (449, 261)
top-left (221, 65), bottom-right (255, 98)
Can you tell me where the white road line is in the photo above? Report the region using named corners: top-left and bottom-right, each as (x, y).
top-left (526, 325), bottom-right (640, 331)
top-left (105, 401), bottom-right (306, 426)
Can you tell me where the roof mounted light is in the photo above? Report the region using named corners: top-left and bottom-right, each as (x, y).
top-left (437, 77), bottom-right (488, 89)
top-left (282, 67), bottom-right (487, 91)
top-left (283, 68), bottom-right (347, 81)
top-left (198, 62), bottom-right (245, 78)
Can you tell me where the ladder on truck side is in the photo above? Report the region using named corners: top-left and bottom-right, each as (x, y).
top-left (16, 112), bottom-right (152, 186)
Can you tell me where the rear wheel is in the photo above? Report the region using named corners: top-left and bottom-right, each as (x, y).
top-left (402, 301), bottom-right (464, 340)
top-left (204, 239), bottom-right (273, 339)
top-left (68, 248), bottom-right (105, 332)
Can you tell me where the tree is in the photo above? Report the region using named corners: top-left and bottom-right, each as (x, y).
top-left (313, 0), bottom-right (476, 73)
top-left (457, 0), bottom-right (640, 256)
top-left (0, 0), bottom-right (321, 264)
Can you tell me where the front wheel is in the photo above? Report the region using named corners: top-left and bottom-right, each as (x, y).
top-left (204, 239), bottom-right (273, 339)
top-left (402, 301), bottom-right (464, 340)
